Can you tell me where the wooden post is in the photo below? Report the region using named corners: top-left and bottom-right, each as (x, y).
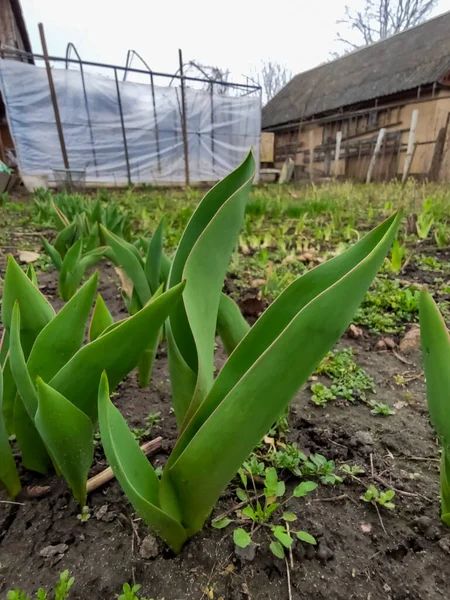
top-left (178, 49), bottom-right (190, 187)
top-left (38, 23), bottom-right (70, 170)
top-left (366, 128), bottom-right (386, 183)
top-left (114, 68), bottom-right (132, 185)
top-left (332, 131), bottom-right (342, 178)
top-left (402, 109), bottom-right (419, 182)
top-left (309, 129), bottom-right (314, 181)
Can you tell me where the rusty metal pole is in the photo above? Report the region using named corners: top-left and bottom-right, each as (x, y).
top-left (114, 68), bottom-right (132, 185)
top-left (178, 49), bottom-right (190, 186)
top-left (38, 23), bottom-right (70, 170)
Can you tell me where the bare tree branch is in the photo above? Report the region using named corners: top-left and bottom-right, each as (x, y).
top-left (252, 60), bottom-right (292, 104)
top-left (335, 0), bottom-right (437, 53)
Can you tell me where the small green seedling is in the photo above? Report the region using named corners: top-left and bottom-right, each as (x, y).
top-left (361, 485), bottom-right (395, 510)
top-left (7, 571), bottom-right (74, 600)
top-left (340, 464), bottom-right (365, 480)
top-left (370, 402), bottom-right (395, 416)
top-left (310, 383), bottom-right (335, 406)
top-left (302, 454), bottom-right (343, 485)
top-left (77, 506), bottom-right (91, 522)
top-left (118, 583), bottom-right (152, 600)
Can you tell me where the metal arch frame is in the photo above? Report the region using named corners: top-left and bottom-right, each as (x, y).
top-left (123, 50), bottom-right (161, 173)
top-left (64, 42), bottom-right (98, 175)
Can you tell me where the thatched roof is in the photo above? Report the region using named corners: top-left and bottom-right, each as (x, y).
top-left (262, 11), bottom-right (450, 130)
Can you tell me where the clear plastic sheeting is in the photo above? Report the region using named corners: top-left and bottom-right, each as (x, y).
top-left (0, 59), bottom-right (261, 185)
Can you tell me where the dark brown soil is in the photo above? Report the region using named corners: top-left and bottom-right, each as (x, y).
top-left (1, 259), bottom-right (449, 599)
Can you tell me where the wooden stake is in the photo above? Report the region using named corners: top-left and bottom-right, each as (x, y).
top-left (86, 437), bottom-right (162, 493)
top-left (402, 109), bottom-right (419, 182)
top-left (309, 129), bottom-right (314, 181)
top-left (332, 131), bottom-right (342, 179)
top-left (366, 128), bottom-right (386, 183)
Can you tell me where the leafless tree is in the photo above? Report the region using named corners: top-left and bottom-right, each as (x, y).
top-left (336, 0), bottom-right (438, 51)
top-left (185, 60), bottom-right (232, 95)
top-left (251, 61), bottom-right (292, 105)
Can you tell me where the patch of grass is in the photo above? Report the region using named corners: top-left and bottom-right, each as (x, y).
top-left (355, 276), bottom-right (420, 334)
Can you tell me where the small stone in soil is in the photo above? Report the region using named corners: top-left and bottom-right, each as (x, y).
top-left (399, 325), bottom-right (421, 354)
top-left (39, 543), bottom-right (68, 558)
top-left (438, 535), bottom-right (450, 554)
top-left (424, 526), bottom-right (440, 541)
top-left (383, 337), bottom-right (396, 349)
top-left (140, 534), bottom-right (160, 559)
top-left (376, 339), bottom-right (387, 351)
top-left (304, 543), bottom-right (316, 560)
top-left (416, 516), bottom-right (432, 533)
top-left (234, 542), bottom-right (257, 562)
top-left (317, 544), bottom-right (334, 561)
top-left (293, 543), bottom-right (305, 561)
top-left (350, 430), bottom-right (374, 448)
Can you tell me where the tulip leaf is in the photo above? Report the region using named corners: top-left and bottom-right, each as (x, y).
top-left (89, 293), bottom-right (114, 342)
top-left (49, 281), bottom-right (185, 422)
top-left (146, 218), bottom-right (164, 294)
top-left (41, 237), bottom-right (62, 270)
top-left (98, 372), bottom-right (187, 552)
top-left (59, 238), bottom-right (83, 301)
top-left (419, 289), bottom-right (450, 524)
top-left (35, 378), bottom-right (93, 507)
top-left (9, 302), bottom-right (51, 473)
top-left (53, 222), bottom-right (77, 258)
top-left (167, 152), bottom-right (256, 424)
top-left (2, 255), bottom-right (55, 356)
top-left (27, 273), bottom-right (98, 382)
top-left (100, 225), bottom-right (150, 308)
top-left (167, 213), bottom-right (401, 534)
top-left (0, 363), bottom-right (21, 497)
top-left (216, 293), bottom-right (250, 355)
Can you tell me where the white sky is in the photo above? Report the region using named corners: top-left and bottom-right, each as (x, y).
top-left (21, 0), bottom-right (450, 84)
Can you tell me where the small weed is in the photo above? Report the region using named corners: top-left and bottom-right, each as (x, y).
top-left (118, 583), bottom-right (153, 600)
top-left (370, 402), bottom-right (395, 416)
top-left (355, 277), bottom-right (419, 334)
top-left (340, 464), bottom-right (365, 480)
top-left (312, 348), bottom-right (374, 405)
top-left (301, 454), bottom-right (343, 485)
top-left (361, 485), bottom-right (395, 510)
top-left (7, 571), bottom-right (74, 600)
top-left (77, 506), bottom-right (91, 522)
top-left (220, 468), bottom-right (317, 560)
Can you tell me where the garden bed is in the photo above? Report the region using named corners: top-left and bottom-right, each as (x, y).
top-left (1, 183), bottom-right (450, 599)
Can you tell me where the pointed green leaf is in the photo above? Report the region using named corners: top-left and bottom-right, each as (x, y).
top-left (25, 263), bottom-right (38, 286)
top-left (217, 293), bottom-right (250, 355)
top-left (49, 281), bottom-right (185, 423)
top-left (35, 378), bottom-right (93, 506)
top-left (79, 246), bottom-right (109, 271)
top-left (270, 541), bottom-right (285, 559)
top-left (89, 294), bottom-right (114, 342)
top-left (53, 223), bottom-right (77, 257)
top-left (9, 302), bottom-right (51, 473)
top-left (273, 526), bottom-right (293, 548)
top-left (52, 201), bottom-right (70, 231)
top-left (41, 237), bottom-right (62, 270)
top-left (59, 238), bottom-right (83, 301)
top-left (100, 225), bottom-right (150, 307)
top-left (296, 531), bottom-right (317, 545)
top-left (211, 517), bottom-right (232, 529)
top-left (0, 363), bottom-right (21, 497)
top-left (28, 273), bottom-right (98, 382)
top-left (167, 213), bottom-right (401, 534)
top-left (167, 152), bottom-right (256, 424)
top-left (441, 449), bottom-right (450, 525)
top-left (98, 372), bottom-right (187, 553)
top-left (293, 481), bottom-right (318, 497)
top-left (419, 290), bottom-right (450, 442)
top-left (2, 255), bottom-right (55, 356)
top-left (1, 356), bottom-right (16, 434)
top-left (146, 218), bottom-right (164, 294)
